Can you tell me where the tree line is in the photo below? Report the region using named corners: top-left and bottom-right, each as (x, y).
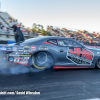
top-left (25, 23), bottom-right (51, 36)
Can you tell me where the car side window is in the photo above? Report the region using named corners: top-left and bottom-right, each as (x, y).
top-left (64, 40), bottom-right (82, 47)
top-left (63, 40), bottom-right (82, 47)
top-left (57, 40), bottom-right (82, 47)
top-left (47, 39), bottom-right (57, 45)
top-left (57, 40), bottom-right (66, 46)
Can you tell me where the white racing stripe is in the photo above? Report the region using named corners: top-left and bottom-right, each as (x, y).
top-left (86, 98), bottom-right (100, 100)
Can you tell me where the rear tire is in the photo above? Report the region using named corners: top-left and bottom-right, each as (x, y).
top-left (29, 52), bottom-right (54, 70)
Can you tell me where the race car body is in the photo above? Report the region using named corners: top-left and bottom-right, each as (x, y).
top-left (0, 36), bottom-right (100, 70)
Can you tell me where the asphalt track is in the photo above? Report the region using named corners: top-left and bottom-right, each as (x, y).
top-left (1, 60), bottom-right (100, 100)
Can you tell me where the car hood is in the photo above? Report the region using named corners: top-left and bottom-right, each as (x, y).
top-left (86, 46), bottom-right (100, 51)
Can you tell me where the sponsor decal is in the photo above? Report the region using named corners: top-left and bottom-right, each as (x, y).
top-left (13, 47), bottom-right (17, 51)
top-left (16, 52), bottom-right (23, 54)
top-left (14, 59), bottom-right (20, 62)
top-left (18, 49), bottom-right (23, 52)
top-left (9, 54), bottom-right (18, 57)
top-left (24, 50), bottom-right (31, 53)
top-left (7, 47), bottom-right (13, 51)
top-left (18, 58), bottom-right (28, 63)
top-left (23, 57), bottom-right (30, 59)
top-left (31, 46), bottom-right (36, 51)
top-left (9, 58), bottom-right (14, 62)
top-left (39, 46), bottom-right (48, 50)
top-left (66, 47), bottom-right (93, 65)
top-left (9, 54), bottom-right (31, 57)
top-left (23, 46), bottom-right (30, 50)
top-left (14, 58), bottom-right (22, 59)
top-left (19, 55), bottom-right (31, 57)
top-left (0, 47), bottom-right (7, 51)
top-left (18, 47), bottom-right (24, 52)
top-left (13, 57), bottom-right (29, 63)
top-left (24, 53), bottom-right (30, 55)
top-left (9, 54), bottom-right (19, 56)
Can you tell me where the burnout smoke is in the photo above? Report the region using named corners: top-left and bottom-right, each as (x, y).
top-left (0, 52), bottom-right (44, 75)
top-left (0, 51), bottom-right (53, 75)
top-left (0, 61), bottom-right (45, 75)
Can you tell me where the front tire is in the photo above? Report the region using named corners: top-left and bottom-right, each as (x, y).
top-left (29, 52), bottom-right (54, 70)
top-left (96, 59), bottom-right (100, 68)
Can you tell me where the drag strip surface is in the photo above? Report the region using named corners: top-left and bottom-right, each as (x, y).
top-left (0, 68), bottom-right (100, 100)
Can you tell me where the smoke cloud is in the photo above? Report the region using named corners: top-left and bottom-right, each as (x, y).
top-left (0, 52), bottom-right (53, 75)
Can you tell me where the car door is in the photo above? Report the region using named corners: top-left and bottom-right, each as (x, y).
top-left (57, 39), bottom-right (92, 67)
top-left (66, 40), bottom-right (86, 67)
top-left (57, 39), bottom-right (72, 66)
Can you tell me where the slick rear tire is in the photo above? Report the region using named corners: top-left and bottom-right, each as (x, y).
top-left (29, 52), bottom-right (54, 70)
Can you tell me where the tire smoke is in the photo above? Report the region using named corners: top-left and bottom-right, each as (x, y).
top-left (0, 52), bottom-right (53, 75)
top-left (0, 60), bottom-right (45, 75)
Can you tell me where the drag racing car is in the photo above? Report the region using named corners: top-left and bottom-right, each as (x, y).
top-left (0, 36), bottom-right (100, 70)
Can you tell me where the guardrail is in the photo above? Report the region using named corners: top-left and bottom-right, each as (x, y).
top-left (0, 15), bottom-right (10, 27)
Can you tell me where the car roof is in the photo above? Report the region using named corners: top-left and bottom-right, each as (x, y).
top-left (41, 36), bottom-right (84, 46)
top-left (35, 36), bottom-right (70, 40)
top-left (24, 36), bottom-right (84, 47)
top-left (24, 36), bottom-right (70, 42)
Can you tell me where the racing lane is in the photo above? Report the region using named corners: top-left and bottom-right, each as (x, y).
top-left (0, 67), bottom-right (100, 100)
